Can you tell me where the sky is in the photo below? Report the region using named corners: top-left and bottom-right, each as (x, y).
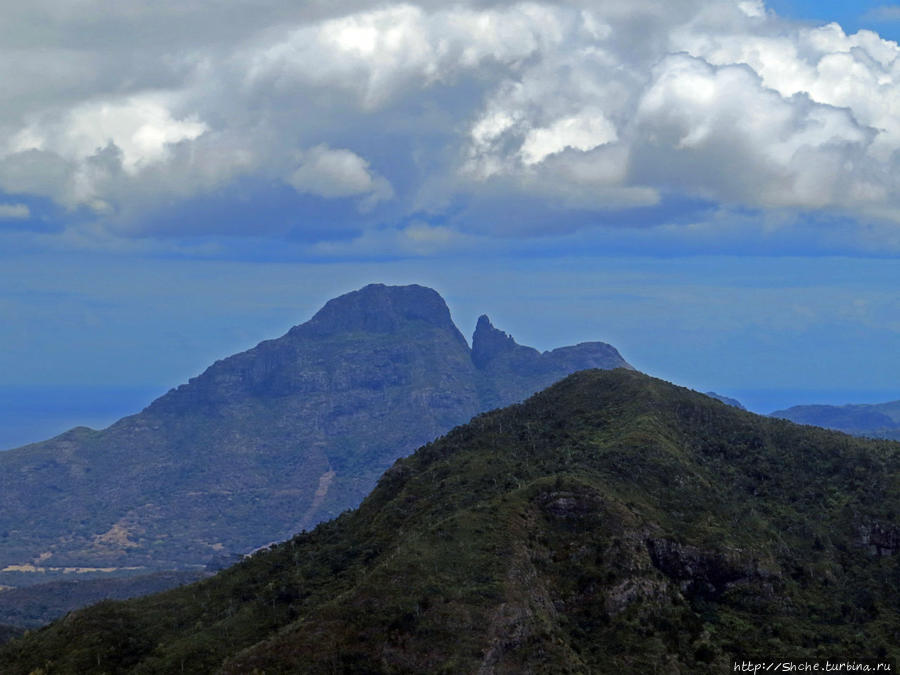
top-left (2, 0), bottom-right (900, 449)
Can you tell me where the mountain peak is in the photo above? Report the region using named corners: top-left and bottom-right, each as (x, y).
top-left (0, 282), bottom-right (632, 594)
top-left (300, 284), bottom-right (461, 338)
top-left (471, 314), bottom-right (519, 368)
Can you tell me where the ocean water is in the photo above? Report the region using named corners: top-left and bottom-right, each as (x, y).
top-left (0, 386), bottom-right (165, 451)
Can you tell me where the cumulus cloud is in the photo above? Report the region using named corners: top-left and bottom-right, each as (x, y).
top-left (0, 94), bottom-right (207, 212)
top-left (244, 4), bottom-right (569, 108)
top-left (2, 0), bottom-right (900, 246)
top-left (632, 54), bottom-right (874, 208)
top-left (520, 111), bottom-right (619, 166)
top-left (286, 145), bottom-right (393, 209)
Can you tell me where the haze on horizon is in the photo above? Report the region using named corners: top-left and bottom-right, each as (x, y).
top-left (2, 0), bottom-right (900, 449)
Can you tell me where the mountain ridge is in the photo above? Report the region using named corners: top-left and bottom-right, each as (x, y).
top-left (771, 399), bottom-right (900, 440)
top-left (2, 369), bottom-right (896, 673)
top-left (0, 283), bottom-right (630, 588)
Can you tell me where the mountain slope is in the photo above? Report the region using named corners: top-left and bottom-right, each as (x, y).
top-left (3, 369), bottom-right (897, 673)
top-left (0, 284), bottom-right (630, 581)
top-left (772, 400), bottom-right (900, 440)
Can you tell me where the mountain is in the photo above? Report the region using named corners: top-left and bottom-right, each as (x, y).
top-left (0, 284), bottom-right (630, 586)
top-left (704, 391), bottom-right (746, 410)
top-left (0, 625), bottom-right (23, 649)
top-left (473, 314), bottom-right (631, 410)
top-left (2, 370), bottom-right (897, 673)
top-left (0, 571), bottom-right (204, 630)
top-left (771, 400), bottom-right (900, 440)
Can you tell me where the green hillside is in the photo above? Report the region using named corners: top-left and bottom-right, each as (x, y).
top-left (3, 369), bottom-right (897, 673)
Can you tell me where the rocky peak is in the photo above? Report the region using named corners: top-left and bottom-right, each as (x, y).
top-left (471, 314), bottom-right (519, 369)
top-left (299, 284), bottom-right (463, 340)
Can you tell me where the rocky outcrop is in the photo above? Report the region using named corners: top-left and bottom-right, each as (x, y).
top-left (856, 520), bottom-right (900, 556)
top-left (646, 538), bottom-right (776, 600)
top-left (471, 315), bottom-right (535, 369)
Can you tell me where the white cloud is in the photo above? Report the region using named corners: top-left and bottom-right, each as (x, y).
top-left (520, 110), bottom-right (618, 165)
top-left (244, 4), bottom-right (569, 108)
top-left (0, 94), bottom-right (208, 212)
top-left (9, 97), bottom-right (207, 173)
top-left (286, 145), bottom-right (393, 209)
top-left (3, 0), bottom-right (900, 244)
top-left (738, 1), bottom-right (766, 19)
top-left (633, 54), bottom-right (873, 208)
top-left (0, 203), bottom-right (30, 220)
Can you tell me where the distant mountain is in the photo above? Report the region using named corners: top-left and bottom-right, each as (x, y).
top-left (704, 391), bottom-right (746, 410)
top-left (0, 625), bottom-right (23, 648)
top-left (3, 370), bottom-right (897, 673)
top-left (771, 400), bottom-right (900, 440)
top-left (0, 571), bottom-right (204, 630)
top-left (0, 284), bottom-right (630, 584)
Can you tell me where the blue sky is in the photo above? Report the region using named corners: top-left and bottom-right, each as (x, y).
top-left (2, 0), bottom-right (900, 448)
top-left (769, 0), bottom-right (900, 40)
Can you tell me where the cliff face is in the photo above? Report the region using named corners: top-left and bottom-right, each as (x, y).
top-left (0, 284), bottom-right (630, 577)
top-left (3, 369), bottom-right (897, 674)
top-left (472, 312), bottom-right (634, 410)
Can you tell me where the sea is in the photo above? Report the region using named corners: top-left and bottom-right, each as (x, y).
top-left (0, 386), bottom-right (166, 451)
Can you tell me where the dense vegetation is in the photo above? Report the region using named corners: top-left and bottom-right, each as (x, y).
top-left (0, 284), bottom-right (629, 584)
top-left (2, 369), bottom-right (897, 673)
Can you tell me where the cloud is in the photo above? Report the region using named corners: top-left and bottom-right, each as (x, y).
top-left (0, 203), bottom-right (29, 219)
top-left (2, 0), bottom-right (900, 249)
top-left (7, 96), bottom-right (207, 174)
top-left (0, 94), bottom-right (208, 213)
top-left (286, 145), bottom-right (393, 209)
top-left (520, 111), bottom-right (619, 166)
top-left (863, 6), bottom-right (900, 22)
top-left (309, 221), bottom-right (476, 258)
top-left (632, 54), bottom-right (873, 209)
top-left (243, 4), bottom-right (569, 108)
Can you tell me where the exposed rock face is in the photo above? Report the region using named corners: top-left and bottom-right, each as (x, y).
top-left (646, 538), bottom-right (776, 599)
top-left (471, 314), bottom-right (526, 368)
top-left (0, 284), bottom-right (630, 578)
top-left (302, 284), bottom-right (466, 337)
top-left (472, 313), bottom-right (633, 410)
top-left (856, 520), bottom-right (900, 556)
